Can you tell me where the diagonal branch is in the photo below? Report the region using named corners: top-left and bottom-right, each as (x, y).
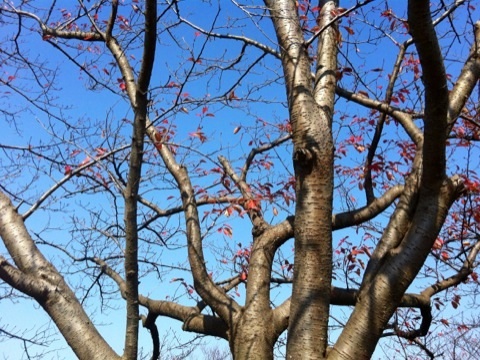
top-left (447, 21), bottom-right (480, 131)
top-left (333, 185), bottom-right (404, 230)
top-left (145, 119), bottom-right (241, 324)
top-left (336, 86), bottom-right (423, 145)
top-left (92, 256), bottom-right (229, 339)
top-left (219, 155), bottom-right (268, 235)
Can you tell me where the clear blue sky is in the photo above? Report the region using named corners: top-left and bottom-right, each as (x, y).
top-left (1, 1), bottom-right (479, 359)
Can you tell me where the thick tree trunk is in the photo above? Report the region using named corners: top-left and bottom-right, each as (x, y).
top-left (328, 1), bottom-right (467, 358)
top-left (231, 310), bottom-right (276, 360)
top-left (264, 1), bottom-right (337, 358)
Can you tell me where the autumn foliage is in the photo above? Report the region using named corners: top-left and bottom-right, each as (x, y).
top-left (0, 1), bottom-right (480, 359)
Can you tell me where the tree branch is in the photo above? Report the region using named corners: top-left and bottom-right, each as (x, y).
top-left (409, 0), bottom-right (449, 184)
top-left (333, 185), bottom-right (404, 230)
top-left (447, 21), bottom-right (480, 130)
top-left (219, 155), bottom-right (268, 235)
top-left (145, 119), bottom-right (241, 324)
top-left (0, 192), bottom-right (120, 360)
top-left (336, 86), bottom-right (423, 145)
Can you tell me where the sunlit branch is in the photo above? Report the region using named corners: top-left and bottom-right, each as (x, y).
top-left (146, 120), bottom-right (241, 322)
top-left (4, 6), bottom-right (104, 41)
top-left (175, 11), bottom-right (280, 59)
top-left (219, 155), bottom-right (268, 234)
top-left (0, 256), bottom-right (47, 299)
top-left (333, 185), bottom-right (404, 230)
top-left (422, 239), bottom-right (480, 298)
top-left (336, 86), bottom-right (423, 144)
top-left (447, 21), bottom-right (480, 131)
top-left (433, 0), bottom-right (468, 28)
top-left (78, 0), bottom-right (105, 36)
top-left (137, 194), bottom-right (241, 231)
top-left (0, 326), bottom-right (45, 346)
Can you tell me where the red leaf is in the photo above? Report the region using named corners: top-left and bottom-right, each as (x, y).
top-left (245, 199), bottom-right (259, 211)
top-left (79, 157), bottom-right (91, 167)
top-left (222, 226), bottom-right (233, 238)
top-left (343, 26), bottom-right (354, 35)
top-left (64, 165), bottom-right (72, 175)
top-left (95, 147), bottom-right (107, 156)
top-left (70, 149), bottom-right (81, 157)
top-left (189, 130), bottom-right (207, 143)
top-left (472, 272), bottom-right (479, 282)
top-left (228, 91), bottom-right (238, 101)
top-left (433, 238), bottom-right (444, 250)
top-left (187, 57), bottom-right (202, 64)
top-left (166, 81), bottom-right (180, 88)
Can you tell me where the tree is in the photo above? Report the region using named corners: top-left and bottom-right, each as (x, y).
top-left (0, 0), bottom-right (479, 359)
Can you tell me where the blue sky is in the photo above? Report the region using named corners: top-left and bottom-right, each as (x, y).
top-left (1, 1), bottom-right (480, 359)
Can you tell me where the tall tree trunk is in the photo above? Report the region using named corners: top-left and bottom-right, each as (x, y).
top-left (230, 310), bottom-right (276, 360)
top-left (328, 1), bottom-right (464, 358)
top-left (264, 1), bottom-right (337, 358)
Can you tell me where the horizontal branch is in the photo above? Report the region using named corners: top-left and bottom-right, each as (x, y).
top-left (422, 239), bottom-right (480, 298)
top-left (333, 185), bottom-right (404, 230)
top-left (177, 14), bottom-right (280, 59)
top-left (92, 257), bottom-right (229, 339)
top-left (336, 86), bottom-right (423, 144)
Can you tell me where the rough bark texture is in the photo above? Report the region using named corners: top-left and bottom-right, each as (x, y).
top-left (122, 1), bottom-right (157, 358)
top-left (0, 193), bottom-right (120, 360)
top-left (328, 1), bottom-right (466, 358)
top-left (264, 1), bottom-right (337, 358)
top-left (1, 2), bottom-right (480, 360)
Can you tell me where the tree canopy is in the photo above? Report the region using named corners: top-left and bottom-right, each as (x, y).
top-left (1, 1), bottom-right (480, 359)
